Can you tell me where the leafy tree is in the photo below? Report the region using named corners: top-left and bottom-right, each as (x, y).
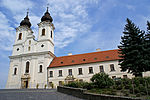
top-left (143, 21), bottom-right (150, 71)
top-left (118, 18), bottom-right (145, 77)
top-left (90, 72), bottom-right (114, 88)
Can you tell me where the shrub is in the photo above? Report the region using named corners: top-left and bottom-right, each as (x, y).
top-left (65, 81), bottom-right (93, 90)
top-left (65, 82), bottom-right (79, 88)
top-left (116, 85), bottom-right (123, 90)
top-left (90, 72), bottom-right (114, 88)
top-left (36, 83), bottom-right (39, 89)
top-left (136, 93), bottom-right (141, 97)
top-left (139, 85), bottom-right (146, 94)
top-left (44, 84), bottom-right (47, 89)
top-left (82, 82), bottom-right (93, 90)
top-left (134, 87), bottom-right (140, 94)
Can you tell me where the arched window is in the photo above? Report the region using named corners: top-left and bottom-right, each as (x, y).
top-left (14, 68), bottom-right (17, 75)
top-left (42, 29), bottom-right (45, 36)
top-left (18, 33), bottom-right (22, 40)
top-left (25, 61), bottom-right (30, 73)
top-left (51, 31), bottom-right (53, 38)
top-left (28, 46), bottom-right (30, 51)
top-left (39, 65), bottom-right (42, 73)
top-left (29, 40), bottom-right (31, 45)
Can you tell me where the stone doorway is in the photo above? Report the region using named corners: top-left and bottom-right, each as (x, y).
top-left (24, 81), bottom-right (28, 88)
top-left (21, 74), bottom-right (30, 89)
top-left (21, 79), bottom-right (29, 89)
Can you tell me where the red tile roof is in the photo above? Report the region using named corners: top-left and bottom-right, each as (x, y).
top-left (49, 49), bottom-right (120, 68)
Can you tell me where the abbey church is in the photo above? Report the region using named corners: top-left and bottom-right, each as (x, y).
top-left (6, 8), bottom-right (150, 89)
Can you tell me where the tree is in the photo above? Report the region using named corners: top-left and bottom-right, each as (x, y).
top-left (90, 73), bottom-right (114, 88)
top-left (143, 21), bottom-right (150, 71)
top-left (118, 18), bottom-right (145, 77)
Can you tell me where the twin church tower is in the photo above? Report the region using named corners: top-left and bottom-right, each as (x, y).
top-left (6, 8), bottom-right (55, 88)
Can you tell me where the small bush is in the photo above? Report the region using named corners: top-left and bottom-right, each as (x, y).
top-left (139, 85), bottom-right (146, 94)
top-left (136, 93), bottom-right (141, 97)
top-left (122, 90), bottom-right (129, 96)
top-left (116, 85), bottom-right (123, 90)
top-left (134, 87), bottom-right (140, 94)
top-left (90, 73), bottom-right (114, 88)
top-left (65, 81), bottom-right (93, 90)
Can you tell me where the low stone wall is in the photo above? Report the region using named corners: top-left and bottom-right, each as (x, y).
top-left (57, 86), bottom-right (142, 100)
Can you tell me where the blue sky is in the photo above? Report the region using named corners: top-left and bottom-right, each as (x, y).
top-left (0, 0), bottom-right (150, 88)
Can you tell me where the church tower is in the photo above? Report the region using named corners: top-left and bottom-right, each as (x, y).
top-left (37, 7), bottom-right (55, 54)
top-left (6, 8), bottom-right (55, 89)
top-left (12, 12), bottom-right (34, 56)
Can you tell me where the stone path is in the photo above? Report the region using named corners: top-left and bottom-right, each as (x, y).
top-left (0, 89), bottom-right (84, 100)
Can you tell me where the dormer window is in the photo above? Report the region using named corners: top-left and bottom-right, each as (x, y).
top-left (18, 33), bottom-right (22, 40)
top-left (42, 29), bottom-right (45, 36)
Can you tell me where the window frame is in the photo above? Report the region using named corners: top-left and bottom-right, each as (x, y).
top-left (58, 70), bottom-right (63, 77)
top-left (89, 67), bottom-right (93, 74)
top-left (110, 64), bottom-right (115, 72)
top-left (123, 75), bottom-right (128, 78)
top-left (51, 31), bottom-right (53, 38)
top-left (39, 65), bottom-right (43, 73)
top-left (14, 68), bottom-right (17, 75)
top-left (50, 71), bottom-right (53, 77)
top-left (78, 68), bottom-right (83, 75)
top-left (99, 65), bottom-right (104, 72)
top-left (18, 33), bottom-right (22, 40)
top-left (42, 29), bottom-right (45, 36)
top-left (68, 69), bottom-right (72, 75)
top-left (25, 61), bottom-right (30, 73)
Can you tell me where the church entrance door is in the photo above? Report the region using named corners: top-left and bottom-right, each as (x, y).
top-left (21, 74), bottom-right (30, 89)
top-left (24, 81), bottom-right (28, 88)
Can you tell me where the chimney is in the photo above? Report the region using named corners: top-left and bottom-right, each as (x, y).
top-left (68, 53), bottom-right (72, 56)
top-left (96, 48), bottom-right (101, 52)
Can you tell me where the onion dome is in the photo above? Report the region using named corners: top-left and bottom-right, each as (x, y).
top-left (41, 7), bottom-right (53, 22)
top-left (20, 12), bottom-right (31, 28)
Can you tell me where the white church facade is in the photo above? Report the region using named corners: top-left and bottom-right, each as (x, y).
top-left (6, 8), bottom-right (150, 89)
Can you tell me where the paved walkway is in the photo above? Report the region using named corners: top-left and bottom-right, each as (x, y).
top-left (0, 89), bottom-right (84, 100)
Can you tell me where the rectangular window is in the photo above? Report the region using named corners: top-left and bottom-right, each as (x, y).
top-left (58, 70), bottom-right (62, 77)
top-left (78, 68), bottom-right (83, 75)
top-left (89, 67), bottom-right (93, 74)
top-left (112, 76), bottom-right (116, 79)
top-left (123, 75), bottom-right (128, 78)
top-left (50, 71), bottom-right (53, 77)
top-left (110, 64), bottom-right (115, 71)
top-left (68, 69), bottom-right (72, 75)
top-left (99, 65), bottom-right (104, 72)
top-left (79, 79), bottom-right (83, 82)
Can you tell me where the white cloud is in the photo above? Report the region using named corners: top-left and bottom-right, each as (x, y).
top-left (0, 12), bottom-right (15, 51)
top-left (126, 5), bottom-right (135, 11)
top-left (1, 0), bottom-right (33, 14)
top-left (47, 0), bottom-right (98, 48)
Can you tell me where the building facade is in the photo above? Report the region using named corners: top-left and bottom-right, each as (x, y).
top-left (6, 9), bottom-right (55, 89)
top-left (47, 50), bottom-right (134, 88)
top-left (6, 8), bottom-right (150, 89)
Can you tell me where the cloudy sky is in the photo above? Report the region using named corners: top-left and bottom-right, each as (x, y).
top-left (0, 0), bottom-right (150, 88)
